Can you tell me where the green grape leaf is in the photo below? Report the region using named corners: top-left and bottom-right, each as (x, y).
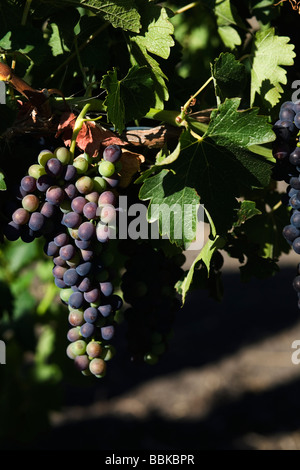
top-left (0, 171), bottom-right (6, 191)
top-left (233, 200), bottom-right (262, 227)
top-left (101, 65), bottom-right (154, 133)
top-left (178, 235), bottom-right (226, 304)
top-left (49, 23), bottom-right (70, 56)
top-left (211, 0), bottom-right (244, 49)
top-left (39, 0), bottom-right (141, 32)
top-left (250, 27), bottom-right (296, 107)
top-left (211, 52), bottom-right (246, 103)
top-left (139, 4), bottom-right (174, 60)
top-left (140, 98), bottom-right (274, 246)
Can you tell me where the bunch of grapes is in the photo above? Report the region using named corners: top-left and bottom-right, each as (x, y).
top-left (3, 143), bottom-right (123, 377)
top-left (120, 240), bottom-right (185, 365)
top-left (273, 100), bottom-right (300, 309)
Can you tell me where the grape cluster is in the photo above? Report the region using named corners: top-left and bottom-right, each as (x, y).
top-left (273, 100), bottom-right (300, 309)
top-left (3, 144), bottom-right (123, 377)
top-left (120, 241), bottom-right (184, 365)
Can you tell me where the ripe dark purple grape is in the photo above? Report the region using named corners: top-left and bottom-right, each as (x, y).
top-left (69, 291), bottom-right (84, 309)
top-left (40, 201), bottom-right (56, 218)
top-left (64, 183), bottom-right (78, 200)
top-left (100, 281), bottom-right (113, 297)
top-left (54, 232), bottom-right (69, 247)
top-left (45, 158), bottom-right (63, 177)
top-left (77, 277), bottom-right (92, 292)
top-left (101, 325), bottom-right (115, 341)
top-left (63, 164), bottom-right (77, 182)
top-left (291, 211), bottom-right (300, 228)
top-left (4, 221), bottom-right (20, 241)
top-left (44, 240), bottom-right (59, 256)
top-left (293, 275), bottom-right (300, 292)
top-left (28, 212), bottom-right (45, 232)
top-left (98, 304), bottom-right (112, 317)
top-left (36, 175), bottom-right (54, 192)
top-left (62, 211), bottom-right (82, 229)
top-left (21, 176), bottom-right (37, 192)
top-left (103, 144), bottom-right (122, 163)
top-left (46, 186), bottom-right (65, 205)
top-left (295, 113), bottom-right (300, 129)
top-left (84, 307), bottom-right (99, 323)
top-left (59, 244), bottom-right (76, 260)
top-left (83, 201), bottom-right (97, 220)
top-left (289, 148), bottom-right (300, 166)
top-left (84, 288), bottom-right (100, 303)
top-left (76, 262), bottom-right (92, 277)
top-left (12, 208), bottom-right (29, 225)
top-left (63, 268), bottom-right (80, 287)
top-left (71, 196), bottom-right (86, 214)
top-left (67, 327), bottom-right (81, 342)
top-left (78, 221), bottom-right (96, 241)
top-left (52, 265), bottom-right (67, 279)
top-left (293, 237), bottom-right (300, 254)
top-left (283, 225), bottom-right (300, 242)
top-left (80, 322), bottom-right (95, 338)
top-left (75, 239), bottom-right (90, 249)
top-left (279, 108), bottom-right (295, 122)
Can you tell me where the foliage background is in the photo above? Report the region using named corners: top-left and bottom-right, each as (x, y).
top-left (0, 0), bottom-right (300, 450)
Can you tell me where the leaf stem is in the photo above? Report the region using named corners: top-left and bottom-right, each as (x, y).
top-left (177, 76), bottom-right (214, 123)
top-left (174, 2), bottom-right (199, 14)
top-left (21, 0), bottom-right (32, 26)
top-left (69, 103), bottom-right (92, 161)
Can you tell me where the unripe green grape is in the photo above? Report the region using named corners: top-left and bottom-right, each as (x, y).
top-left (28, 164), bottom-right (46, 179)
top-left (102, 345), bottom-right (116, 361)
top-left (38, 149), bottom-right (54, 166)
top-left (93, 176), bottom-right (107, 193)
top-left (144, 353), bottom-right (158, 365)
top-left (22, 194), bottom-right (40, 212)
top-left (60, 287), bottom-right (74, 304)
top-left (98, 160), bottom-right (115, 178)
top-left (66, 343), bottom-right (76, 359)
top-left (54, 147), bottom-right (71, 165)
top-left (75, 176), bottom-right (94, 194)
top-left (71, 339), bottom-right (87, 356)
top-left (85, 191), bottom-right (99, 204)
top-left (68, 227), bottom-right (79, 240)
top-left (73, 156), bottom-right (89, 174)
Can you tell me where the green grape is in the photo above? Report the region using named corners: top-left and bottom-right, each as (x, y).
top-left (73, 156), bottom-right (89, 174)
top-left (89, 357), bottom-right (106, 376)
top-left (86, 341), bottom-right (103, 359)
top-left (38, 149), bottom-right (54, 166)
top-left (93, 176), bottom-right (107, 192)
top-left (28, 164), bottom-right (46, 179)
top-left (102, 345), bottom-right (116, 361)
top-left (75, 176), bottom-right (94, 194)
top-left (54, 147), bottom-right (71, 165)
top-left (70, 339), bottom-right (87, 356)
top-left (60, 287), bottom-right (74, 304)
top-left (98, 160), bottom-right (115, 178)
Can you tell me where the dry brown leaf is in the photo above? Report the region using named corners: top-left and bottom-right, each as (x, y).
top-left (119, 149), bottom-right (145, 188)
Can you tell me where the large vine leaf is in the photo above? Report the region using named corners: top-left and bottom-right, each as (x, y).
top-left (101, 65), bottom-right (155, 133)
top-left (139, 98), bottom-right (275, 245)
top-left (250, 27), bottom-right (296, 107)
top-left (38, 0), bottom-right (141, 32)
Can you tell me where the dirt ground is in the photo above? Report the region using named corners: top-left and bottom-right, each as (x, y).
top-left (27, 249), bottom-right (300, 451)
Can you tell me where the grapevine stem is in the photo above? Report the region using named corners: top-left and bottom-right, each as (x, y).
top-left (21, 0), bottom-right (32, 26)
top-left (177, 76), bottom-right (214, 123)
top-left (69, 103), bottom-right (92, 161)
top-left (174, 2), bottom-right (199, 14)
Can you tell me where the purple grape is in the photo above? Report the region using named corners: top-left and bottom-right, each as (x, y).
top-left (63, 268), bottom-right (80, 286)
top-left (289, 147), bottom-right (300, 166)
top-left (36, 174), bottom-right (54, 192)
top-left (279, 108), bottom-right (295, 122)
top-left (67, 327), bottom-right (81, 342)
top-left (80, 322), bottom-right (95, 338)
top-left (77, 277), bottom-right (92, 292)
top-left (44, 240), bottom-right (59, 256)
top-left (45, 158), bottom-right (63, 177)
top-left (75, 239), bottom-right (91, 249)
top-left (62, 211), bottom-right (82, 228)
top-left (103, 144), bottom-right (121, 163)
top-left (40, 201), bottom-right (56, 218)
top-left (295, 112), bottom-right (300, 130)
top-left (74, 354), bottom-right (90, 371)
top-left (69, 291), bottom-right (84, 309)
top-left (4, 221), bottom-right (20, 241)
top-left (55, 278), bottom-right (67, 288)
top-left (98, 304), bottom-right (112, 317)
top-left (54, 232), bottom-right (69, 247)
top-left (52, 265), bottom-right (67, 279)
top-left (98, 190), bottom-right (117, 207)
top-left (78, 221), bottom-right (96, 241)
top-left (83, 307), bottom-right (99, 324)
top-left (80, 249), bottom-right (94, 262)
top-left (64, 183), bottom-right (78, 200)
top-left (71, 196), bottom-right (86, 214)
top-left (21, 175), bottom-right (37, 192)
top-left (28, 212), bottom-right (45, 231)
top-left (12, 208), bottom-right (29, 225)
top-left (84, 288), bottom-right (100, 303)
top-left (63, 164), bottom-right (77, 182)
top-left (83, 201), bottom-right (97, 220)
top-left (76, 262), bottom-right (92, 277)
top-left (68, 310), bottom-right (84, 327)
top-left (59, 244), bottom-right (76, 260)
top-left (100, 281), bottom-right (113, 297)
top-left (46, 186), bottom-right (65, 205)
top-left (101, 325), bottom-right (115, 341)
top-left (53, 255), bottom-right (66, 266)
